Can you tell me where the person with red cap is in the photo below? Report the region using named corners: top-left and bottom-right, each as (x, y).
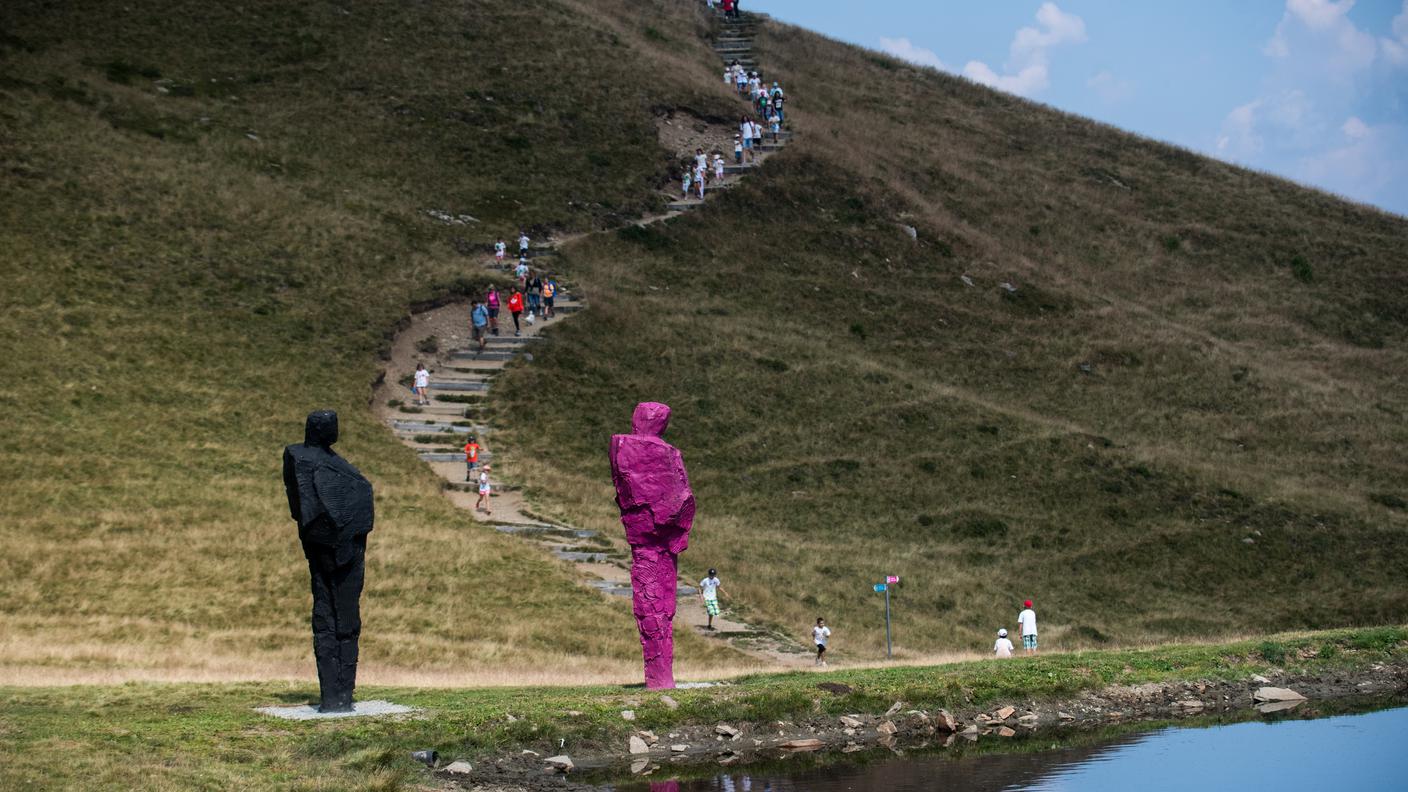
top-left (1017, 599), bottom-right (1038, 655)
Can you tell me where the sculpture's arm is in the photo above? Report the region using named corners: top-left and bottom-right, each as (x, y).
top-left (282, 448), bottom-right (301, 522)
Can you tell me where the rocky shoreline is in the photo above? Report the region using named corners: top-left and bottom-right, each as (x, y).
top-left (440, 660), bottom-right (1408, 790)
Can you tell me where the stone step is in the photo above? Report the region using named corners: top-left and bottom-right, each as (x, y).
top-left (428, 374), bottom-right (489, 388)
top-left (418, 451), bottom-right (492, 462)
top-left (392, 421), bottom-right (474, 434)
top-left (494, 523), bottom-right (597, 539)
top-left (588, 581), bottom-right (700, 598)
top-left (450, 350), bottom-right (518, 361)
top-left (667, 200), bottom-right (702, 211)
top-left (554, 550), bottom-right (610, 563)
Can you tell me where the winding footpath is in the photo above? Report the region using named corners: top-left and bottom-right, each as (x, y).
top-left (374, 11), bottom-right (802, 665)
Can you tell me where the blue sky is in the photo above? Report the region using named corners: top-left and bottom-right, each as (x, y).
top-left (749, 0), bottom-right (1408, 216)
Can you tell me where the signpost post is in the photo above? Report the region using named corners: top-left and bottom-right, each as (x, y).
top-left (874, 575), bottom-right (900, 659)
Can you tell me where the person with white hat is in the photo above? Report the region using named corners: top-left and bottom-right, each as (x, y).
top-left (994, 628), bottom-right (1015, 658)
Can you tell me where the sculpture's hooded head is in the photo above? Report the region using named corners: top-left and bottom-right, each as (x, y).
top-left (304, 410), bottom-right (339, 448)
top-left (631, 402), bottom-right (671, 437)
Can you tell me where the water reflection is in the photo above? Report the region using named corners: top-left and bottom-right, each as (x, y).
top-left (618, 706), bottom-right (1408, 792)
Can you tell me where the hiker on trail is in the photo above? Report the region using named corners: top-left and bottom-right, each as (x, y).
top-left (463, 435), bottom-right (480, 481)
top-left (695, 148), bottom-right (708, 173)
top-left (518, 231), bottom-right (530, 257)
top-left (768, 111), bottom-right (781, 142)
top-left (748, 72), bottom-right (761, 100)
top-left (733, 135), bottom-right (743, 164)
top-left (485, 286), bottom-right (501, 336)
top-left (413, 362), bottom-right (431, 406)
top-left (751, 115), bottom-right (764, 152)
top-left (681, 166), bottom-right (693, 198)
top-left (812, 617), bottom-right (831, 667)
top-left (771, 86), bottom-right (786, 123)
top-left (695, 161), bottom-right (707, 200)
top-left (699, 568), bottom-right (726, 630)
top-left (1018, 599), bottom-right (1038, 655)
top-left (514, 257), bottom-right (529, 291)
top-left (734, 64), bottom-right (748, 95)
top-left (994, 628), bottom-right (1014, 658)
top-left (507, 289), bottom-right (524, 336)
top-left (713, 152), bottom-right (725, 181)
top-left (739, 116), bottom-right (754, 162)
top-left (541, 275), bottom-right (557, 319)
top-left (526, 272), bottom-right (542, 319)
top-left (475, 465), bottom-right (492, 514)
top-left (470, 300), bottom-right (489, 352)
top-left (494, 238), bottom-right (506, 262)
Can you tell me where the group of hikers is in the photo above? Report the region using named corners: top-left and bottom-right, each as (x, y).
top-left (704, 0), bottom-right (743, 19)
top-left (700, 569), bottom-right (1040, 665)
top-left (473, 232), bottom-right (559, 349)
top-left (678, 75), bottom-right (788, 200)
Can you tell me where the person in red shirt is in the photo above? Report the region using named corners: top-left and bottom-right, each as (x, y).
top-left (507, 290), bottom-right (525, 336)
top-left (463, 436), bottom-right (480, 482)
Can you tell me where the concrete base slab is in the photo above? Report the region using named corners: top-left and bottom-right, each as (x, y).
top-left (255, 700), bottom-right (415, 720)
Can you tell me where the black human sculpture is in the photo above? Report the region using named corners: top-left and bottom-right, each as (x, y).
top-left (282, 410), bottom-right (374, 712)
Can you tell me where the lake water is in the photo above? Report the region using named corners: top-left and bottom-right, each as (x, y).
top-left (613, 705), bottom-right (1408, 791)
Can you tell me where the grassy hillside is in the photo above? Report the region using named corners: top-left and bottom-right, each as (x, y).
top-left (489, 13), bottom-right (1408, 653)
top-left (1, 0), bottom-right (1405, 685)
top-left (0, 0), bottom-right (742, 681)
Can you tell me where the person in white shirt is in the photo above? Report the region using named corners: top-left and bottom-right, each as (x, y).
top-left (518, 232), bottom-right (529, 256)
top-left (695, 148), bottom-right (708, 173)
top-left (994, 628), bottom-right (1014, 658)
top-left (812, 617), bottom-right (831, 666)
top-left (695, 162), bottom-right (706, 199)
top-left (412, 362), bottom-right (431, 406)
top-left (698, 568), bottom-right (726, 630)
top-left (494, 239), bottom-right (506, 261)
top-left (739, 116), bottom-right (754, 162)
top-left (713, 153), bottom-right (725, 181)
top-left (1018, 599), bottom-right (1038, 655)
top-left (475, 465), bottom-right (493, 515)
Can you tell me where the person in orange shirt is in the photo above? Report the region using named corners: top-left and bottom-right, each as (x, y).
top-left (463, 435), bottom-right (480, 482)
top-left (507, 289), bottom-right (525, 337)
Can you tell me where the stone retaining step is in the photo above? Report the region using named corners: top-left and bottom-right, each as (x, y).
top-left (667, 201), bottom-right (702, 211)
top-left (450, 350), bottom-right (517, 361)
top-left (554, 550), bottom-right (610, 563)
top-left (588, 581), bottom-right (700, 598)
top-left (428, 374), bottom-right (489, 388)
top-left (392, 421), bottom-right (473, 434)
top-left (494, 523), bottom-right (597, 539)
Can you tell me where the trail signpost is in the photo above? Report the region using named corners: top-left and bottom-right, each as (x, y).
top-left (874, 575), bottom-right (900, 659)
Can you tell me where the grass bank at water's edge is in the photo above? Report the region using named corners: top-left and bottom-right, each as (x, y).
top-left (1, 626), bottom-right (1403, 790)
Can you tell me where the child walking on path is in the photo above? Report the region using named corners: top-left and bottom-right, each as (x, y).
top-left (475, 465), bottom-right (493, 514)
top-left (494, 239), bottom-right (506, 262)
top-left (698, 569), bottom-right (727, 630)
top-left (412, 362), bottom-right (431, 406)
top-left (463, 436), bottom-right (480, 482)
top-left (508, 289), bottom-right (524, 336)
top-left (486, 287), bottom-right (501, 336)
top-left (812, 617), bottom-right (831, 666)
top-left (1018, 599), bottom-right (1038, 655)
top-left (994, 628), bottom-right (1014, 658)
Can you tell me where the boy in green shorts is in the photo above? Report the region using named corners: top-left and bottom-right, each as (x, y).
top-left (698, 568), bottom-right (726, 630)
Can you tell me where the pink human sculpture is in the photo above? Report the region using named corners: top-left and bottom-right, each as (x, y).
top-left (609, 402), bottom-right (696, 690)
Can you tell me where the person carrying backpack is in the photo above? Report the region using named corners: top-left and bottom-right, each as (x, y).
top-left (541, 276), bottom-right (557, 319)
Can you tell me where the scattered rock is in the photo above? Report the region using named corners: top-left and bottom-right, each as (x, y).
top-left (960, 275), bottom-right (975, 287)
top-left (885, 701), bottom-right (905, 716)
top-left (621, 709), bottom-right (636, 721)
top-left (639, 731), bottom-right (658, 744)
top-left (1242, 537), bottom-right (1256, 545)
top-left (670, 744), bottom-right (688, 753)
top-left (660, 695), bottom-right (680, 710)
top-left (901, 224), bottom-right (918, 241)
top-left (442, 761), bottom-right (473, 775)
top-left (994, 706), bottom-right (1016, 720)
top-left (1058, 712), bottom-right (1075, 720)
top-left (628, 736), bottom-right (649, 755)
top-left (842, 742), bottom-right (865, 753)
top-left (817, 682), bottom-right (853, 695)
top-left (715, 724), bottom-right (741, 739)
top-left (876, 721), bottom-right (898, 735)
top-left (544, 755), bottom-right (574, 773)
top-left (1018, 714), bottom-right (1039, 724)
top-left (997, 726), bottom-right (1016, 738)
top-left (839, 715), bottom-right (865, 729)
top-left (934, 709), bottom-right (958, 732)
top-left (521, 750), bottom-right (540, 757)
top-left (1172, 699), bottom-right (1205, 712)
top-left (960, 725), bottom-right (979, 741)
top-left (1253, 687), bottom-right (1306, 703)
top-left (630, 758), bottom-right (650, 775)
top-left (780, 738), bottom-right (825, 751)
top-left (999, 282), bottom-right (1018, 293)
top-left (1251, 675), bottom-right (1272, 684)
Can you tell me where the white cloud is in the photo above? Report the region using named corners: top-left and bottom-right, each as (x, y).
top-left (1381, 1), bottom-right (1408, 65)
top-left (1216, 90), bottom-right (1317, 158)
top-left (962, 2), bottom-right (1087, 97)
top-left (877, 36), bottom-right (948, 71)
top-left (1341, 115), bottom-right (1370, 138)
top-left (1265, 0), bottom-right (1378, 73)
top-left (1087, 70), bottom-right (1134, 103)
